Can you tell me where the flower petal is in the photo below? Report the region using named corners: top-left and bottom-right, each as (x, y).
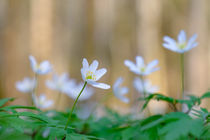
top-left (133, 77), bottom-right (144, 93)
top-left (95, 68), bottom-right (107, 81)
top-left (29, 55), bottom-right (37, 72)
top-left (82, 58), bottom-right (89, 69)
top-left (39, 61), bottom-right (52, 74)
top-left (81, 68), bottom-right (87, 81)
top-left (89, 60), bottom-right (99, 72)
top-left (136, 56), bottom-right (144, 67)
top-left (124, 60), bottom-right (140, 74)
top-left (113, 77), bottom-right (123, 90)
top-left (186, 34), bottom-right (198, 50)
top-left (88, 81), bottom-right (110, 89)
top-left (178, 30), bottom-right (186, 44)
top-left (145, 60), bottom-right (159, 74)
top-left (120, 87), bottom-right (129, 95)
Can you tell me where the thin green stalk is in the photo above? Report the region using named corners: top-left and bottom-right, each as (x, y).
top-left (180, 54), bottom-right (184, 99)
top-left (140, 75), bottom-right (151, 116)
top-left (180, 54), bottom-right (184, 111)
top-left (140, 75), bottom-right (146, 97)
top-left (64, 81), bottom-right (87, 130)
top-left (31, 73), bottom-right (38, 106)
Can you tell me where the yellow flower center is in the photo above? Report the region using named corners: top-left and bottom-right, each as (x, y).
top-left (140, 67), bottom-right (145, 72)
top-left (86, 71), bottom-right (96, 80)
top-left (178, 43), bottom-right (186, 49)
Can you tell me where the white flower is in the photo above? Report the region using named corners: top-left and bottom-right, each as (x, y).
top-left (33, 94), bottom-right (54, 109)
top-left (46, 73), bottom-right (75, 94)
top-left (124, 56), bottom-right (159, 76)
top-left (163, 30), bottom-right (198, 53)
top-left (29, 55), bottom-right (52, 75)
top-left (76, 103), bottom-right (96, 120)
top-left (66, 82), bottom-right (94, 101)
top-left (16, 77), bottom-right (36, 93)
top-left (113, 77), bottom-right (129, 103)
top-left (81, 58), bottom-right (110, 89)
top-left (133, 77), bottom-right (159, 94)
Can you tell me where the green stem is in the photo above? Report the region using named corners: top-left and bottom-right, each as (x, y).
top-left (180, 54), bottom-right (184, 111)
top-left (180, 54), bottom-right (184, 98)
top-left (140, 75), bottom-right (151, 116)
top-left (64, 81), bottom-right (87, 130)
top-left (31, 73), bottom-right (38, 106)
top-left (140, 75), bottom-right (146, 97)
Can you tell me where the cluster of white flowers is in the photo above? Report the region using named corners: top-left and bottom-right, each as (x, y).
top-left (15, 30), bottom-right (198, 110)
top-left (16, 56), bottom-right (110, 109)
top-left (16, 55), bottom-right (54, 109)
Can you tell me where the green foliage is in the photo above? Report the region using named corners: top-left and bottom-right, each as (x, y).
top-left (0, 92), bottom-right (209, 140)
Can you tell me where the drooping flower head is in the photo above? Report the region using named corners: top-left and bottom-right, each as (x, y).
top-left (16, 77), bottom-right (36, 93)
top-left (113, 77), bottom-right (129, 103)
top-left (46, 73), bottom-right (75, 94)
top-left (33, 94), bottom-right (54, 109)
top-left (66, 82), bottom-right (94, 101)
top-left (163, 30), bottom-right (198, 53)
top-left (81, 58), bottom-right (110, 89)
top-left (133, 77), bottom-right (159, 95)
top-left (124, 56), bottom-right (159, 76)
top-left (29, 55), bottom-right (52, 75)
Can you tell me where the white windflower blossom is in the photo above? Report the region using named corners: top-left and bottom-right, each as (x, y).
top-left (29, 55), bottom-right (52, 75)
top-left (133, 77), bottom-right (159, 94)
top-left (124, 56), bottom-right (159, 76)
top-left (46, 73), bottom-right (75, 94)
top-left (163, 30), bottom-right (198, 53)
top-left (76, 103), bottom-right (96, 120)
top-left (113, 77), bottom-right (129, 103)
top-left (33, 94), bottom-right (54, 109)
top-left (66, 82), bottom-right (94, 101)
top-left (81, 58), bottom-right (110, 89)
top-left (16, 77), bottom-right (36, 93)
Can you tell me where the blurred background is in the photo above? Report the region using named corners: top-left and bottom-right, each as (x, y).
top-left (0, 0), bottom-right (209, 114)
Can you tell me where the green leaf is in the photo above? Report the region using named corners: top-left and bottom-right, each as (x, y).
top-left (141, 112), bottom-right (187, 131)
top-left (159, 117), bottom-right (203, 139)
top-left (140, 94), bottom-right (177, 111)
top-left (201, 92), bottom-right (210, 99)
top-left (0, 98), bottom-right (15, 107)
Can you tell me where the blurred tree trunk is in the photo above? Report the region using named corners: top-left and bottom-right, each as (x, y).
top-left (136, 0), bottom-right (167, 114)
top-left (29, 0), bottom-right (54, 108)
top-left (1, 0), bottom-right (30, 105)
top-left (105, 0), bottom-right (137, 114)
top-left (187, 0), bottom-right (209, 107)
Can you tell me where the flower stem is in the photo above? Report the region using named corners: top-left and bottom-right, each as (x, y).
top-left (64, 81), bottom-right (87, 130)
top-left (180, 54), bottom-right (185, 110)
top-left (140, 75), bottom-right (146, 97)
top-left (31, 73), bottom-right (38, 106)
top-left (140, 75), bottom-right (151, 116)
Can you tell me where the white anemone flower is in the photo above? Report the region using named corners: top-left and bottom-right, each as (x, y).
top-left (46, 73), bottom-right (75, 94)
top-left (33, 94), bottom-right (54, 109)
top-left (66, 82), bottom-right (94, 101)
top-left (163, 30), bottom-right (198, 53)
top-left (81, 58), bottom-right (110, 89)
top-left (113, 77), bottom-right (129, 103)
top-left (16, 77), bottom-right (36, 93)
top-left (29, 55), bottom-right (52, 75)
top-left (133, 77), bottom-right (159, 95)
top-left (124, 56), bottom-right (159, 76)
